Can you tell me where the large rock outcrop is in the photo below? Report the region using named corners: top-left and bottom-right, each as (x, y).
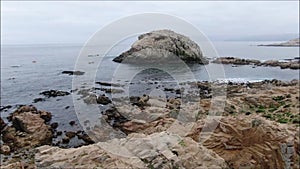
top-left (187, 116), bottom-right (300, 169)
top-left (35, 132), bottom-right (227, 168)
top-left (113, 29), bottom-right (209, 64)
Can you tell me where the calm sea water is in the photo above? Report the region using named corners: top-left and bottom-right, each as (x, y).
top-left (1, 41), bottom-right (299, 146)
top-left (1, 41), bottom-right (299, 105)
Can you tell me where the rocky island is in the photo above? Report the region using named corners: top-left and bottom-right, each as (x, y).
top-left (259, 38), bottom-right (300, 47)
top-left (113, 29), bottom-right (209, 64)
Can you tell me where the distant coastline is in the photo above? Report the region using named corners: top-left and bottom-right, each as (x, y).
top-left (258, 38), bottom-right (299, 47)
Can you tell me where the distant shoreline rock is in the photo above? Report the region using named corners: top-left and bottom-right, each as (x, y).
top-left (113, 29), bottom-right (209, 64)
top-left (212, 57), bottom-right (300, 69)
top-left (258, 38), bottom-right (299, 47)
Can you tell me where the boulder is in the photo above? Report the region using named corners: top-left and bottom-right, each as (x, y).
top-left (2, 106), bottom-right (53, 150)
top-left (65, 131), bottom-right (76, 138)
top-left (39, 110), bottom-right (52, 122)
top-left (83, 94), bottom-right (98, 104)
top-left (0, 145), bottom-right (11, 155)
top-left (113, 29), bottom-right (209, 64)
top-left (97, 94), bottom-right (112, 105)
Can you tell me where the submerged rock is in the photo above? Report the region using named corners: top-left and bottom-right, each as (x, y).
top-left (95, 81), bottom-right (123, 87)
top-left (40, 90), bottom-right (70, 98)
top-left (0, 105), bottom-right (12, 112)
top-left (33, 97), bottom-right (46, 103)
top-left (113, 29), bottom-right (209, 64)
top-left (62, 70), bottom-right (85, 75)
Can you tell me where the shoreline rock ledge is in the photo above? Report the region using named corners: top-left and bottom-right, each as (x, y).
top-left (113, 29), bottom-right (209, 64)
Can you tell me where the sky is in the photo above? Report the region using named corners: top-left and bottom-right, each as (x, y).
top-left (1, 1), bottom-right (299, 44)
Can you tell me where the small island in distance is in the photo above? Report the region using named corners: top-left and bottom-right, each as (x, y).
top-left (258, 38), bottom-right (300, 47)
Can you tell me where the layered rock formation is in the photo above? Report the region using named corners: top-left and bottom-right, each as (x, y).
top-left (188, 116), bottom-right (299, 169)
top-left (212, 57), bottom-right (300, 69)
top-left (35, 132), bottom-right (227, 169)
top-left (113, 30), bottom-right (209, 64)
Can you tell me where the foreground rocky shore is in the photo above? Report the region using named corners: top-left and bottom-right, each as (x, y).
top-left (1, 79), bottom-right (299, 168)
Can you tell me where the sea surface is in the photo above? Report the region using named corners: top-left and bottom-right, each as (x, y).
top-left (1, 40), bottom-right (299, 147)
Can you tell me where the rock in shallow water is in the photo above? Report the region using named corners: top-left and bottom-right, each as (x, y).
top-left (62, 70), bottom-right (85, 75)
top-left (113, 29), bottom-right (209, 64)
top-left (40, 90), bottom-right (70, 98)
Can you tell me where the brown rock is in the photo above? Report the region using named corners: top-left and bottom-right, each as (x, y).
top-left (62, 137), bottom-right (70, 144)
top-left (0, 117), bottom-right (7, 131)
top-left (0, 145), bottom-right (11, 155)
top-left (97, 94), bottom-right (112, 105)
top-left (187, 116), bottom-right (299, 169)
top-left (65, 131), bottom-right (76, 138)
top-left (77, 133), bottom-right (94, 144)
top-left (39, 110), bottom-right (52, 122)
top-left (50, 122), bottom-right (58, 129)
top-left (2, 106), bottom-right (53, 150)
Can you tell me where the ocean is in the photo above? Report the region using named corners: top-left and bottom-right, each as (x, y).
top-left (1, 40), bottom-right (299, 147)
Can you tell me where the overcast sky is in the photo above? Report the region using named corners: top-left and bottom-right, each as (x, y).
top-left (1, 1), bottom-right (299, 44)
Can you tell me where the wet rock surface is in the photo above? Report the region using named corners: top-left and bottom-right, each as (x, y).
top-left (33, 97), bottom-right (46, 103)
top-left (61, 70), bottom-right (85, 75)
top-left (0, 105), bottom-right (12, 112)
top-left (40, 90), bottom-right (70, 97)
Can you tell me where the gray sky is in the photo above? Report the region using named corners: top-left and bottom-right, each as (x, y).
top-left (1, 1), bottom-right (299, 44)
